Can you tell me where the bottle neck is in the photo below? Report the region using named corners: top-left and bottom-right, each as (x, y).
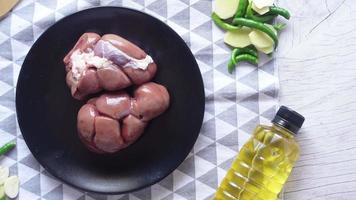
top-left (272, 123), bottom-right (296, 139)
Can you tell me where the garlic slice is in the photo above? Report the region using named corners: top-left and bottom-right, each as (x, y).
top-left (0, 166), bottom-right (9, 185)
top-left (224, 28), bottom-right (252, 48)
top-left (4, 176), bottom-right (19, 199)
top-left (214, 0), bottom-right (239, 19)
top-left (252, 2), bottom-right (270, 15)
top-left (252, 0), bottom-right (274, 9)
top-left (249, 29), bottom-right (274, 48)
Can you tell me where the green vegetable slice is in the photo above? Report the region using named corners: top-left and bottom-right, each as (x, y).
top-left (269, 6), bottom-right (291, 20)
top-left (246, 3), bottom-right (276, 23)
top-left (0, 141), bottom-right (15, 156)
top-left (214, 0), bottom-right (239, 19)
top-left (252, 0), bottom-right (274, 9)
top-left (235, 0), bottom-right (248, 18)
top-left (234, 46), bottom-right (259, 57)
top-left (251, 2), bottom-right (270, 15)
top-left (257, 45), bottom-right (274, 54)
top-left (228, 53), bottom-right (258, 73)
top-left (0, 166), bottom-right (9, 185)
top-left (233, 17), bottom-right (278, 48)
top-left (273, 23), bottom-right (287, 32)
top-left (212, 12), bottom-right (240, 31)
top-left (4, 176), bottom-right (19, 199)
top-left (224, 28), bottom-right (252, 48)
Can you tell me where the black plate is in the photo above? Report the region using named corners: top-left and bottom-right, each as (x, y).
top-left (16, 7), bottom-right (205, 194)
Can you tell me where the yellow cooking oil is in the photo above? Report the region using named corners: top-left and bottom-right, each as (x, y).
top-left (214, 106), bottom-right (305, 200)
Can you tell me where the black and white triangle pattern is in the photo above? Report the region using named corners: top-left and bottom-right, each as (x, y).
top-left (0, 0), bottom-right (280, 199)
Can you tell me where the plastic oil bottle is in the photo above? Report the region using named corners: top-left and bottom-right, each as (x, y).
top-left (214, 106), bottom-right (305, 200)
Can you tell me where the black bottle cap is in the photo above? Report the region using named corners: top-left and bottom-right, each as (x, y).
top-left (272, 106), bottom-right (305, 134)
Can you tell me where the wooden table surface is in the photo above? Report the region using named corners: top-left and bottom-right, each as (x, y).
top-left (277, 0), bottom-right (356, 199)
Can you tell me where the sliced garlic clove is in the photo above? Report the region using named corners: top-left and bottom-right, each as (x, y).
top-left (224, 28), bottom-right (252, 48)
top-left (249, 29), bottom-right (274, 48)
top-left (4, 176), bottom-right (19, 199)
top-left (252, 0), bottom-right (274, 9)
top-left (252, 2), bottom-right (270, 15)
top-left (257, 45), bottom-right (274, 54)
top-left (214, 0), bottom-right (239, 19)
top-left (0, 166), bottom-right (9, 185)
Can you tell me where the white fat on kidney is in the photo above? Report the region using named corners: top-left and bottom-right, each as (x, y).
top-left (70, 49), bottom-right (113, 80)
top-left (70, 41), bottom-right (153, 80)
top-left (93, 40), bottom-right (153, 70)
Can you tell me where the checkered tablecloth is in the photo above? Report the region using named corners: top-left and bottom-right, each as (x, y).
top-left (0, 0), bottom-right (280, 199)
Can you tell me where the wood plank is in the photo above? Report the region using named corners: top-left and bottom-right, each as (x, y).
top-left (277, 0), bottom-right (356, 199)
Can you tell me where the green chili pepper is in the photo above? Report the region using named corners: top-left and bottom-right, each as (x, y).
top-left (232, 17), bottom-right (278, 48)
top-left (0, 141), bottom-right (16, 156)
top-left (234, 0), bottom-right (248, 18)
top-left (211, 12), bottom-right (240, 31)
top-left (269, 6), bottom-right (291, 20)
top-left (245, 2), bottom-right (276, 23)
top-left (235, 46), bottom-right (259, 57)
top-left (228, 53), bottom-right (258, 73)
top-left (273, 23), bottom-right (287, 32)
top-left (228, 48), bottom-right (239, 73)
top-left (228, 46), bottom-right (259, 73)
top-left (236, 54), bottom-right (258, 64)
top-left (228, 58), bottom-right (236, 74)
